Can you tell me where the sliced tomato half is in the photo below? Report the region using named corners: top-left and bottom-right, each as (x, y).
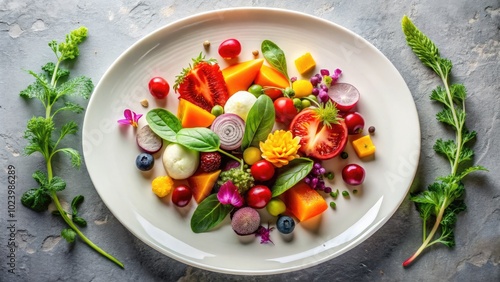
top-left (289, 109), bottom-right (348, 160)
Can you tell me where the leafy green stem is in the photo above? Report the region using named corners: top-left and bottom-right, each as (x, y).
top-left (50, 190), bottom-right (124, 268)
top-left (217, 148), bottom-right (244, 167)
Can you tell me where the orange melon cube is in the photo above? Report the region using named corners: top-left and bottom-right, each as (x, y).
top-left (177, 98), bottom-right (216, 128)
top-left (187, 170), bottom-right (221, 203)
top-left (294, 52), bottom-right (316, 74)
top-left (222, 59), bottom-right (264, 95)
top-left (282, 182), bottom-right (328, 222)
top-left (254, 65), bottom-right (290, 100)
top-left (352, 135), bottom-right (376, 158)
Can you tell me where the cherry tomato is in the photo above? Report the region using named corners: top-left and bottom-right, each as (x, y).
top-left (246, 185), bottom-right (272, 209)
top-left (148, 77), bottom-right (170, 99)
top-left (218, 38), bottom-right (241, 59)
top-left (171, 185), bottom-right (192, 207)
top-left (274, 97), bottom-right (298, 125)
top-left (290, 108), bottom-right (348, 160)
top-left (344, 112), bottom-right (365, 135)
top-left (250, 160), bottom-right (275, 181)
top-left (342, 164), bottom-right (365, 186)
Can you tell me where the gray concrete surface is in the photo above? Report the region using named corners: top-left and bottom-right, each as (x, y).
top-left (1, 0), bottom-right (499, 281)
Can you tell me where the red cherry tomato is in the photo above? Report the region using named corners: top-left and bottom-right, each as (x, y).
top-left (344, 112), bottom-right (365, 135)
top-left (148, 77), bottom-right (170, 99)
top-left (218, 38), bottom-right (241, 59)
top-left (274, 97), bottom-right (297, 125)
top-left (246, 185), bottom-right (272, 209)
top-left (250, 160), bottom-right (275, 181)
top-left (171, 185), bottom-right (192, 207)
top-left (341, 164), bottom-right (365, 186)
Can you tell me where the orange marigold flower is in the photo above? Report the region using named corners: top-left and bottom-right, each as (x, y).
top-left (259, 130), bottom-right (301, 168)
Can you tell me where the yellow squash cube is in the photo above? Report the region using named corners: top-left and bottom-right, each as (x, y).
top-left (352, 135), bottom-right (376, 158)
top-left (294, 52), bottom-right (316, 75)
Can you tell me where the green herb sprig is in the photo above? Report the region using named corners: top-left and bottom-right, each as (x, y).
top-left (401, 16), bottom-right (487, 267)
top-left (20, 27), bottom-right (123, 268)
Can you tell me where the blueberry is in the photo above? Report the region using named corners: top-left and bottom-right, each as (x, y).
top-left (276, 215), bottom-right (295, 234)
top-left (136, 153), bottom-right (154, 171)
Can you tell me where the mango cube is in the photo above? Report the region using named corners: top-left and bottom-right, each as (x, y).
top-left (294, 52), bottom-right (316, 74)
top-left (352, 135), bottom-right (376, 158)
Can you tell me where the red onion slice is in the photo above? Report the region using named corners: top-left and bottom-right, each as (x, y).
top-left (210, 113), bottom-right (245, 151)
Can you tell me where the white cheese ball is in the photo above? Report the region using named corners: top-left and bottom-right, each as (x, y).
top-left (223, 90), bottom-right (257, 121)
top-left (162, 143), bottom-right (199, 180)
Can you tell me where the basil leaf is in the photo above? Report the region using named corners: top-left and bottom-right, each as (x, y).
top-left (261, 40), bottom-right (289, 80)
top-left (146, 109), bottom-right (182, 143)
top-left (190, 194), bottom-right (233, 233)
top-left (241, 95), bottom-right (275, 150)
top-left (271, 158), bottom-right (314, 197)
top-left (176, 127), bottom-right (220, 152)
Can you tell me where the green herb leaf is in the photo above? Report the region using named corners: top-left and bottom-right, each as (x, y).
top-left (73, 216), bottom-right (87, 227)
top-left (71, 195), bottom-right (84, 215)
top-left (48, 176), bottom-right (66, 192)
top-left (61, 228), bottom-right (77, 243)
top-left (261, 40), bottom-right (289, 80)
top-left (190, 194), bottom-right (233, 233)
top-left (271, 158), bottom-right (313, 197)
top-left (42, 62), bottom-right (70, 81)
top-left (176, 127), bottom-right (220, 152)
top-left (241, 95), bottom-right (275, 150)
top-left (146, 108), bottom-right (182, 143)
top-left (58, 148), bottom-right (82, 168)
top-left (56, 76), bottom-right (93, 99)
top-left (21, 188), bottom-right (52, 212)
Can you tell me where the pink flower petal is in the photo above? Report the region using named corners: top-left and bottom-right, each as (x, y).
top-left (123, 109), bottom-right (133, 120)
top-left (117, 119), bottom-right (132, 125)
top-left (217, 181), bottom-right (244, 208)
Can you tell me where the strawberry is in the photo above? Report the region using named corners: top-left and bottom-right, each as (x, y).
top-left (200, 152), bottom-right (222, 172)
top-left (174, 54), bottom-right (229, 112)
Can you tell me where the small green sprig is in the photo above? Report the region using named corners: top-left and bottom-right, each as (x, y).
top-left (401, 16), bottom-right (487, 267)
top-left (20, 27), bottom-right (123, 268)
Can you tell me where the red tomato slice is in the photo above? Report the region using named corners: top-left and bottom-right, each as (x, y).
top-left (289, 109), bottom-right (348, 160)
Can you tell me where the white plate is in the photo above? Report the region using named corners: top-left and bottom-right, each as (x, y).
top-left (83, 7), bottom-right (420, 275)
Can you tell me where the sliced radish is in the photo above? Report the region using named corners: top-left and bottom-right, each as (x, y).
top-left (136, 125), bottom-right (163, 153)
top-left (328, 83), bottom-right (360, 112)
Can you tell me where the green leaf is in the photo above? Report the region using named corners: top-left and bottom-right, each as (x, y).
top-left (48, 176), bottom-right (66, 192)
top-left (450, 84), bottom-right (466, 103)
top-left (57, 76), bottom-right (93, 99)
top-left (54, 101), bottom-right (85, 115)
top-left (146, 108), bottom-right (182, 143)
top-left (58, 148), bottom-right (82, 168)
top-left (458, 146), bottom-right (474, 164)
top-left (32, 170), bottom-right (49, 186)
top-left (60, 121), bottom-right (79, 139)
top-left (430, 86), bottom-right (448, 105)
top-left (61, 228), bottom-right (77, 243)
top-left (436, 108), bottom-right (456, 128)
top-left (462, 130), bottom-right (477, 145)
top-left (190, 194), bottom-right (233, 233)
top-left (23, 117), bottom-right (55, 158)
top-left (458, 165), bottom-right (488, 180)
top-left (71, 195), bottom-right (84, 215)
top-left (42, 62), bottom-right (70, 80)
top-left (271, 158), bottom-right (313, 197)
top-left (21, 188), bottom-right (52, 212)
top-left (401, 16), bottom-right (443, 75)
top-left (261, 40), bottom-right (289, 80)
top-left (72, 216), bottom-right (87, 227)
top-left (20, 79), bottom-right (47, 101)
top-left (176, 127), bottom-right (220, 152)
top-left (241, 95), bottom-right (275, 150)
top-left (433, 139), bottom-right (456, 162)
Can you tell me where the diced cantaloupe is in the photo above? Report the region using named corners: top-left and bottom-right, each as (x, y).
top-left (352, 135), bottom-right (376, 158)
top-left (222, 59), bottom-right (264, 95)
top-left (282, 182), bottom-right (328, 222)
top-left (254, 65), bottom-right (290, 100)
top-left (187, 170), bottom-right (221, 203)
top-left (177, 98), bottom-right (216, 128)
top-left (294, 52), bottom-right (316, 75)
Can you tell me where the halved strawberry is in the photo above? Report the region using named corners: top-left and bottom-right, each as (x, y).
top-left (174, 55), bottom-right (229, 112)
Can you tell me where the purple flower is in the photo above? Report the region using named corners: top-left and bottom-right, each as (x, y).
top-left (217, 181), bottom-right (244, 208)
top-left (117, 109), bottom-right (142, 127)
top-left (256, 224), bottom-right (274, 244)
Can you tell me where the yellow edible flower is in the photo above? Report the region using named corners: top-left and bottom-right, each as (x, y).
top-left (260, 130), bottom-right (301, 168)
top-left (151, 175), bottom-right (174, 198)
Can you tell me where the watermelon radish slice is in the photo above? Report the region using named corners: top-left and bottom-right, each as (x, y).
top-left (328, 83), bottom-right (360, 112)
top-left (136, 125), bottom-right (163, 154)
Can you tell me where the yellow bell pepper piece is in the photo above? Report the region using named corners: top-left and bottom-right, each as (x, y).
top-left (352, 135), bottom-right (376, 158)
top-left (294, 52), bottom-right (316, 75)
